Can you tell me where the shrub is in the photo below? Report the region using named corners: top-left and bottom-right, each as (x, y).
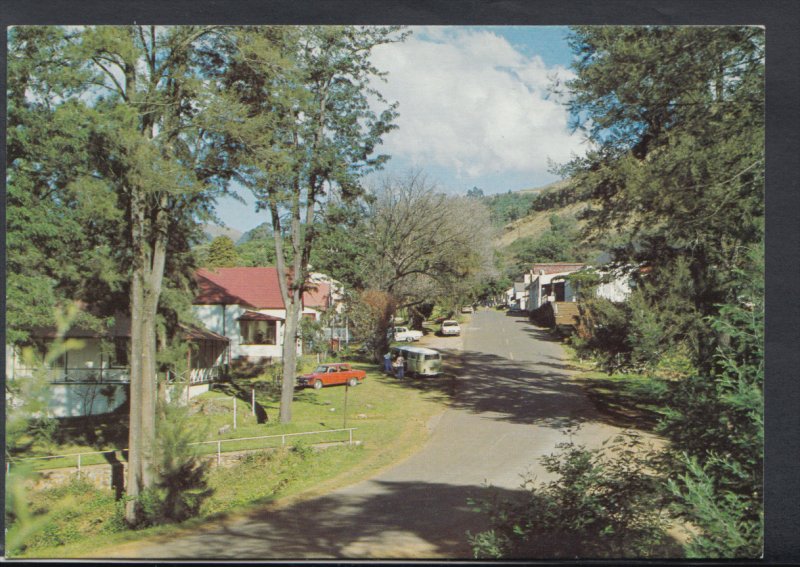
top-left (469, 431), bottom-right (672, 559)
top-left (7, 475), bottom-right (120, 556)
top-left (129, 399), bottom-right (212, 528)
top-left (659, 293), bottom-right (763, 557)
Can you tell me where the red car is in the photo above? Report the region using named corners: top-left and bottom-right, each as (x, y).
top-left (296, 363), bottom-right (366, 390)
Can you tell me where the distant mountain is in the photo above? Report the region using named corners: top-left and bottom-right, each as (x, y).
top-left (237, 222), bottom-right (273, 245)
top-left (201, 223), bottom-right (243, 244)
top-left (516, 179), bottom-right (571, 195)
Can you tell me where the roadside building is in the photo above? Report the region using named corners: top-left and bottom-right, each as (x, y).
top-left (6, 316), bottom-right (228, 417)
top-left (193, 267), bottom-right (343, 364)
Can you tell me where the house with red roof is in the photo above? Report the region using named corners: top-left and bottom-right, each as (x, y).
top-left (193, 267), bottom-right (336, 363)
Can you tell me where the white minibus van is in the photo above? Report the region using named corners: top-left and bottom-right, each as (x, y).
top-left (390, 345), bottom-right (443, 377)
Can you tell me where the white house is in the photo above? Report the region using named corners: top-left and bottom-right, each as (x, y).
top-left (193, 267), bottom-right (339, 363)
top-left (593, 266), bottom-right (636, 302)
top-left (6, 317), bottom-right (228, 417)
top-left (513, 282), bottom-right (529, 311)
top-left (525, 263), bottom-right (586, 312)
top-left (525, 262), bottom-right (640, 312)
top-left (504, 286), bottom-right (516, 306)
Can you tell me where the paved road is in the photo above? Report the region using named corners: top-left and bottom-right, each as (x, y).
top-left (108, 309), bottom-right (625, 560)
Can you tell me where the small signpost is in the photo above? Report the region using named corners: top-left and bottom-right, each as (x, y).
top-left (343, 381), bottom-right (349, 430)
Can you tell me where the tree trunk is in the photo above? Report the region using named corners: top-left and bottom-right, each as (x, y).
top-left (126, 270), bottom-right (145, 523)
top-left (125, 191), bottom-right (167, 523)
top-left (279, 293), bottom-right (301, 424)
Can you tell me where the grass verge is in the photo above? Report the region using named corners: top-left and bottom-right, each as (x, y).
top-left (10, 363), bottom-right (446, 559)
top-left (562, 345), bottom-right (669, 431)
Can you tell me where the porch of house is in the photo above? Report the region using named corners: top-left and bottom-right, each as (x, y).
top-left (7, 324), bottom-right (230, 417)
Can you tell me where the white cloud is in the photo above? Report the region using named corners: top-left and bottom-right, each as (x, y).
top-left (370, 27), bottom-right (584, 181)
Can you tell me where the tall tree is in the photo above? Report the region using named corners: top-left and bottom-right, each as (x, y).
top-left (6, 27), bottom-right (124, 343)
top-left (363, 171), bottom-right (495, 348)
top-left (210, 26), bottom-right (403, 423)
top-left (563, 26), bottom-right (764, 365)
top-left (562, 26), bottom-right (764, 556)
top-left (69, 25), bottom-right (227, 522)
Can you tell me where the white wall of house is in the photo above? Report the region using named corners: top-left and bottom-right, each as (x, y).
top-left (595, 273), bottom-right (633, 302)
top-left (48, 383), bottom-right (128, 417)
top-left (8, 340), bottom-right (127, 383)
top-left (8, 332), bottom-right (223, 417)
top-left (527, 271), bottom-right (578, 311)
top-left (193, 304), bottom-right (301, 361)
top-left (7, 341), bottom-right (129, 418)
top-left (527, 267), bottom-right (633, 306)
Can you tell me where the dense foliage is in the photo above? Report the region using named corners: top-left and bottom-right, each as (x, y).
top-left (470, 432), bottom-right (671, 559)
top-left (565, 25), bottom-right (764, 558)
top-left (203, 236), bottom-right (242, 268)
top-left (484, 190), bottom-right (538, 226)
top-left (505, 214), bottom-right (588, 275)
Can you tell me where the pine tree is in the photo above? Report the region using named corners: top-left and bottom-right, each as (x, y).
top-left (204, 236), bottom-right (241, 268)
top-left (563, 26), bottom-right (764, 556)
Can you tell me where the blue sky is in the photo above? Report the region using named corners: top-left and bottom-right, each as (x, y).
top-left (215, 26), bottom-right (582, 232)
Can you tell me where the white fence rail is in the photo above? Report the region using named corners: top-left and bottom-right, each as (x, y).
top-left (7, 428), bottom-right (358, 474)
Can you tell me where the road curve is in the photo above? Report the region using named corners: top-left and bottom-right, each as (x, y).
top-left (106, 309), bottom-right (626, 560)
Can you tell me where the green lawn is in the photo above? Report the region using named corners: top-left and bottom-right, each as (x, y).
top-left (562, 346), bottom-right (669, 430)
top-left (9, 361), bottom-right (447, 558)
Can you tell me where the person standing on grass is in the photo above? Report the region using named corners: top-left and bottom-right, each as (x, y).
top-left (383, 351), bottom-right (392, 374)
top-left (393, 354), bottom-right (405, 379)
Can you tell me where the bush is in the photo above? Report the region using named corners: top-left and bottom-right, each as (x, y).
top-left (469, 431), bottom-right (672, 559)
top-left (658, 294), bottom-right (763, 557)
top-left (129, 399), bottom-right (212, 528)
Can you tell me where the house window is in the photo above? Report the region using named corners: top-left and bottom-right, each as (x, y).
top-left (32, 339), bottom-right (66, 369)
top-left (240, 320), bottom-right (277, 345)
top-left (111, 338), bottom-right (129, 368)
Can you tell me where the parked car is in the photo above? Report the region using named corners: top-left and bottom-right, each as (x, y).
top-left (461, 305), bottom-right (474, 313)
top-left (439, 319), bottom-right (461, 336)
top-left (296, 363), bottom-right (366, 390)
top-left (391, 326), bottom-right (423, 342)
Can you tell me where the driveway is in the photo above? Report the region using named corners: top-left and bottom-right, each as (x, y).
top-left (104, 309), bottom-right (629, 560)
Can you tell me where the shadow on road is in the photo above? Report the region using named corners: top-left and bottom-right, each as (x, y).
top-left (521, 325), bottom-right (566, 343)
top-left (130, 480), bottom-right (523, 560)
top-left (386, 349), bottom-right (591, 429)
